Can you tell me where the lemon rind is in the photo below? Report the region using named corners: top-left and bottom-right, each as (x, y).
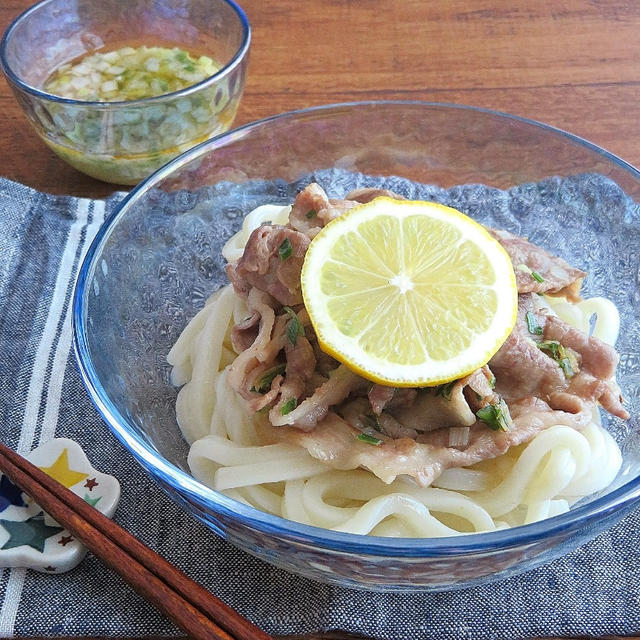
top-left (301, 197), bottom-right (518, 388)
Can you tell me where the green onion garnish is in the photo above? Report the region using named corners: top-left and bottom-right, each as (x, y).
top-left (476, 400), bottom-right (511, 432)
top-left (537, 340), bottom-right (575, 378)
top-left (357, 433), bottom-right (383, 446)
top-left (538, 340), bottom-right (561, 359)
top-left (278, 238), bottom-right (293, 261)
top-left (305, 209), bottom-right (317, 219)
top-left (525, 310), bottom-right (543, 335)
top-left (488, 373), bottom-right (496, 389)
top-left (531, 270), bottom-right (545, 283)
top-left (436, 381), bottom-right (456, 401)
top-left (281, 397), bottom-right (298, 415)
top-left (284, 306), bottom-right (305, 346)
top-left (251, 364), bottom-right (286, 394)
top-left (559, 358), bottom-right (574, 378)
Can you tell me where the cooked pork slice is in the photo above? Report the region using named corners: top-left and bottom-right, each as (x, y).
top-left (491, 294), bottom-right (628, 419)
top-left (230, 312), bottom-right (259, 353)
top-left (226, 224), bottom-right (309, 306)
top-left (487, 228), bottom-right (586, 301)
top-left (490, 294), bottom-right (568, 400)
top-left (367, 385), bottom-right (418, 415)
top-left (269, 335), bottom-right (317, 417)
top-left (269, 364), bottom-right (366, 430)
top-left (276, 396), bottom-right (592, 487)
top-left (288, 183), bottom-right (359, 237)
top-left (339, 397), bottom-right (419, 440)
top-left (367, 385), bottom-right (395, 415)
top-left (345, 187), bottom-right (407, 203)
top-left (463, 366), bottom-right (500, 412)
top-left (390, 379), bottom-right (477, 432)
top-left (543, 314), bottom-right (619, 380)
top-left (227, 288), bottom-right (285, 402)
top-left (566, 372), bottom-right (628, 419)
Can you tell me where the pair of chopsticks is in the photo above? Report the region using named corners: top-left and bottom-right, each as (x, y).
top-left (0, 441), bottom-right (273, 640)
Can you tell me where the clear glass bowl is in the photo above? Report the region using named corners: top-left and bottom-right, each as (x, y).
top-left (0, 0), bottom-right (250, 185)
top-left (72, 102), bottom-right (640, 591)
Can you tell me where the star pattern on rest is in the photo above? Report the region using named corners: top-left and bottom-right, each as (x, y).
top-left (84, 477), bottom-right (99, 491)
top-left (0, 514), bottom-right (64, 552)
top-left (0, 475), bottom-right (26, 512)
top-left (38, 449), bottom-right (88, 488)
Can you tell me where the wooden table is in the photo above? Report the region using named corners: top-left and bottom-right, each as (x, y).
top-left (2, 0), bottom-right (640, 198)
top-left (0, 1), bottom-right (638, 639)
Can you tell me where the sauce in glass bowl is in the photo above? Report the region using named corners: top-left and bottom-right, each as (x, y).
top-left (43, 45), bottom-right (220, 101)
top-left (31, 40), bottom-right (242, 185)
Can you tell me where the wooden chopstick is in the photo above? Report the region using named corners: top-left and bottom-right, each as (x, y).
top-left (0, 442), bottom-right (273, 640)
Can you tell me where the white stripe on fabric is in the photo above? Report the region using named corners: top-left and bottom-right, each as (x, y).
top-left (0, 569), bottom-right (26, 638)
top-left (41, 199), bottom-right (106, 443)
top-left (14, 199), bottom-right (92, 456)
top-left (0, 198), bottom-right (95, 637)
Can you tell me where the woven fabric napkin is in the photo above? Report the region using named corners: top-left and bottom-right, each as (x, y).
top-left (0, 175), bottom-right (639, 640)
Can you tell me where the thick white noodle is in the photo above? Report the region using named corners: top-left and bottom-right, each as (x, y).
top-left (172, 224), bottom-right (624, 537)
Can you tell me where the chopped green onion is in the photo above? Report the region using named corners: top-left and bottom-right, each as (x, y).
top-left (305, 209), bottom-right (317, 219)
top-left (537, 340), bottom-right (575, 378)
top-left (516, 264), bottom-right (545, 284)
top-left (538, 340), bottom-right (561, 359)
top-left (43, 45), bottom-right (219, 102)
top-left (476, 400), bottom-right (511, 432)
top-left (281, 397), bottom-right (298, 415)
top-left (278, 237), bottom-right (293, 261)
top-left (356, 433), bottom-right (383, 446)
top-left (559, 357), bottom-right (575, 378)
top-left (284, 306), bottom-right (305, 346)
top-left (488, 373), bottom-right (496, 389)
top-left (251, 364), bottom-right (286, 394)
top-left (436, 381), bottom-right (456, 401)
top-left (525, 310), bottom-right (543, 335)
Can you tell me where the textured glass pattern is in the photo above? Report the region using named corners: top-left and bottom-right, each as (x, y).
top-left (78, 167), bottom-right (640, 589)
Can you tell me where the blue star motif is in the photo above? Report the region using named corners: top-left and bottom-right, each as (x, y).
top-left (0, 514), bottom-right (64, 552)
top-left (0, 475), bottom-right (26, 512)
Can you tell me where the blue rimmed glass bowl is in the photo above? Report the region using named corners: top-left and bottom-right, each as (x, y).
top-left (0, 0), bottom-right (250, 185)
top-left (72, 102), bottom-right (640, 591)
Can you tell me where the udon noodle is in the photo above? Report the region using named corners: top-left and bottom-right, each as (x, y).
top-left (168, 201), bottom-right (624, 537)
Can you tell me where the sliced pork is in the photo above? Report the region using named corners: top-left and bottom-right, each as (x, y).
top-left (276, 395), bottom-right (592, 487)
top-left (221, 183), bottom-right (628, 487)
top-left (226, 225), bottom-right (309, 306)
top-left (288, 183), bottom-right (359, 237)
top-left (488, 228), bottom-right (586, 301)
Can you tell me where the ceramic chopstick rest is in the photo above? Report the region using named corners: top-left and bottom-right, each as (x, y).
top-left (0, 438), bottom-right (120, 573)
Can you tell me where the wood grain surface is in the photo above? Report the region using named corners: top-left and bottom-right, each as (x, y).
top-left (2, 0), bottom-right (640, 198)
top-left (0, 1), bottom-right (639, 639)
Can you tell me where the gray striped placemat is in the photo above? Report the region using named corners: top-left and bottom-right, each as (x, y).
top-left (0, 175), bottom-right (639, 640)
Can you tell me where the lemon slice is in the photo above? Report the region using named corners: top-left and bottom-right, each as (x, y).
top-left (300, 197), bottom-right (518, 387)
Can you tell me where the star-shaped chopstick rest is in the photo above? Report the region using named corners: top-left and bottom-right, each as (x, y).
top-left (0, 438), bottom-right (120, 573)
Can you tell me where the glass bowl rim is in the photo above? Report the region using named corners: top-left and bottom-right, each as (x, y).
top-left (73, 100), bottom-right (640, 557)
top-left (0, 0), bottom-right (251, 108)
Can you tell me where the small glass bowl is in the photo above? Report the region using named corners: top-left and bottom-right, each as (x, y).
top-left (0, 0), bottom-right (250, 185)
top-left (73, 102), bottom-right (640, 591)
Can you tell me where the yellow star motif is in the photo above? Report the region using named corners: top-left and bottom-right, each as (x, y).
top-left (38, 449), bottom-right (88, 489)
